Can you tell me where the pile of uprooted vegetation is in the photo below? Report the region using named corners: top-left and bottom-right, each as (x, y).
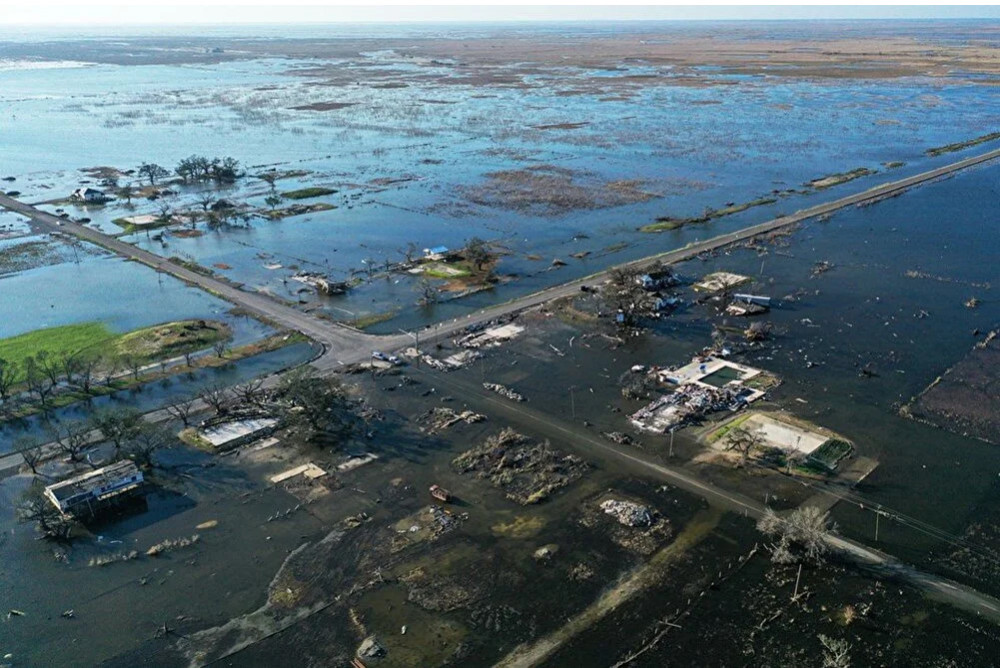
top-left (461, 165), bottom-right (656, 215)
top-left (451, 427), bottom-right (589, 504)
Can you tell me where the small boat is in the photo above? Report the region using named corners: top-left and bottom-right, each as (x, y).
top-left (429, 485), bottom-right (451, 503)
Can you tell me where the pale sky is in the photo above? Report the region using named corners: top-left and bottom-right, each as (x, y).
top-left (4, 3), bottom-right (999, 25)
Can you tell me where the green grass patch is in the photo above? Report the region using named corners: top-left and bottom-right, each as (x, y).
top-left (114, 320), bottom-right (230, 363)
top-left (926, 132), bottom-right (1000, 157)
top-left (178, 427), bottom-right (214, 451)
top-left (0, 322), bottom-right (115, 379)
top-left (805, 438), bottom-right (853, 472)
top-left (281, 187), bottom-right (337, 200)
top-left (350, 310), bottom-right (399, 330)
top-left (707, 413), bottom-right (752, 443)
top-left (420, 262), bottom-right (472, 279)
top-left (0, 320), bottom-right (230, 382)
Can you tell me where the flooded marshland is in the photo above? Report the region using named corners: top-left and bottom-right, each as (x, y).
top-left (2, 22), bottom-right (998, 328)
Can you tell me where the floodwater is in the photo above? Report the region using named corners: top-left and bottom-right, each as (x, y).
top-left (473, 161), bottom-right (1000, 593)
top-left (1, 21), bottom-right (999, 667)
top-left (1, 23), bottom-right (997, 328)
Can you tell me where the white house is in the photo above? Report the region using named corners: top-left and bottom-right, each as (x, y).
top-left (72, 187), bottom-right (109, 204)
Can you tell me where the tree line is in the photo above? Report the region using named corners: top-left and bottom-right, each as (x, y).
top-left (134, 155), bottom-right (242, 187)
top-left (0, 342), bottom-right (231, 417)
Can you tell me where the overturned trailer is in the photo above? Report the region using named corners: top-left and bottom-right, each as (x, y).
top-left (44, 460), bottom-right (145, 518)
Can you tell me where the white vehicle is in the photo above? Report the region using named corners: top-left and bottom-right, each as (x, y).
top-left (388, 355), bottom-right (403, 366)
top-left (371, 351), bottom-right (390, 362)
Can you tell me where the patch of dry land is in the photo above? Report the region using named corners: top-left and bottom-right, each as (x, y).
top-left (903, 331), bottom-right (1000, 444)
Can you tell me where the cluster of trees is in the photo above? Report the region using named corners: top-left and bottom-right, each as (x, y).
top-left (0, 350), bottom-right (147, 416)
top-left (191, 369), bottom-right (361, 447)
top-left (134, 156), bottom-right (242, 187)
top-left (601, 266), bottom-right (646, 326)
top-left (167, 370), bottom-right (362, 449)
top-left (174, 156), bottom-right (241, 185)
top-left (0, 339), bottom-right (235, 418)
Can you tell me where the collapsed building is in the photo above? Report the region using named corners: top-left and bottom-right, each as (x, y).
top-left (630, 357), bottom-right (770, 433)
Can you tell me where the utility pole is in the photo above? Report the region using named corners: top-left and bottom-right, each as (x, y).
top-left (875, 506), bottom-right (881, 542)
top-left (669, 428), bottom-right (675, 457)
top-left (569, 386), bottom-right (576, 418)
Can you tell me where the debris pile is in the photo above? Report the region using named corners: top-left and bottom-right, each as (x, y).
top-left (600, 499), bottom-right (654, 527)
top-left (146, 534), bottom-right (200, 557)
top-left (602, 431), bottom-right (636, 446)
top-left (483, 382), bottom-right (525, 402)
top-left (631, 383), bottom-right (758, 433)
top-left (419, 407), bottom-right (486, 433)
top-left (357, 636), bottom-right (386, 659)
top-left (457, 322), bottom-right (524, 349)
top-left (452, 428), bottom-right (588, 505)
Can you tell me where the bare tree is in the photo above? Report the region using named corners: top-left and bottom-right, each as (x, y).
top-left (72, 351), bottom-right (102, 395)
top-left (15, 436), bottom-right (42, 475)
top-left (819, 634), bottom-right (852, 668)
top-left (465, 237), bottom-right (491, 270)
top-left (90, 407), bottom-right (144, 457)
top-left (101, 355), bottom-right (121, 387)
top-left (138, 162), bottom-right (169, 186)
top-left (197, 194), bottom-right (215, 212)
top-left (418, 277), bottom-right (438, 306)
top-left (17, 483), bottom-right (77, 541)
top-left (61, 350), bottom-right (82, 387)
top-left (212, 340), bottom-right (230, 359)
top-left (124, 423), bottom-right (170, 469)
top-left (36, 350), bottom-right (63, 390)
top-left (116, 182), bottom-right (135, 206)
top-left (164, 398), bottom-right (196, 427)
top-left (401, 241), bottom-right (418, 264)
top-left (757, 506), bottom-right (831, 564)
top-left (121, 354), bottom-right (143, 381)
top-left (234, 378), bottom-right (265, 406)
top-left (724, 425), bottom-right (763, 468)
top-left (198, 384), bottom-right (231, 416)
top-left (47, 421), bottom-right (92, 464)
top-left (0, 357), bottom-right (17, 404)
top-left (23, 356), bottom-right (54, 406)
top-left (157, 200), bottom-right (173, 225)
